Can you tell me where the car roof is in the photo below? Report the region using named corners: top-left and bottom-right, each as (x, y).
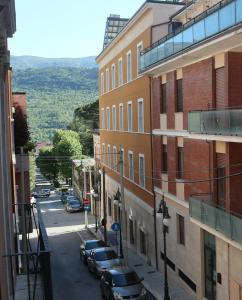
top-left (85, 239), bottom-right (101, 244)
top-left (108, 267), bottom-right (135, 275)
top-left (93, 247), bottom-right (113, 253)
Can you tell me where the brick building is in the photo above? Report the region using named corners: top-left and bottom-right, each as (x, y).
top-left (140, 0), bottom-right (242, 298)
top-left (96, 2), bottom-right (183, 267)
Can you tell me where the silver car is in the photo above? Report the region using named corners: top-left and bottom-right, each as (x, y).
top-left (87, 247), bottom-right (121, 278)
top-left (100, 267), bottom-right (146, 300)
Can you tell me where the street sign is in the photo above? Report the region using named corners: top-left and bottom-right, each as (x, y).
top-left (111, 223), bottom-right (120, 232)
top-left (83, 199), bottom-right (90, 205)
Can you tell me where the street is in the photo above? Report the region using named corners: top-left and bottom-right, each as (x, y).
top-left (37, 191), bottom-right (157, 300)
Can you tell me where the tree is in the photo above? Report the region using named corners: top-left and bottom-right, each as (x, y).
top-left (53, 130), bottom-right (82, 180)
top-left (36, 147), bottom-right (59, 183)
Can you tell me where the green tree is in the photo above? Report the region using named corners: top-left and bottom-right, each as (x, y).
top-left (36, 147), bottom-right (59, 183)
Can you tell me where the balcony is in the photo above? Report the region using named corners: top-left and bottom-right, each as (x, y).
top-left (188, 108), bottom-right (242, 136)
top-left (189, 195), bottom-right (242, 244)
top-left (139, 0), bottom-right (242, 72)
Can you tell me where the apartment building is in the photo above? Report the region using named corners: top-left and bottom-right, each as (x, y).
top-left (96, 1), bottom-right (183, 266)
top-left (140, 0), bottom-right (242, 298)
top-left (0, 1), bottom-right (17, 299)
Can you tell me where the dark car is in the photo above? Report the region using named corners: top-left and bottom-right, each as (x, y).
top-left (100, 267), bottom-right (146, 300)
top-left (65, 199), bottom-right (83, 213)
top-left (87, 247), bottom-right (121, 278)
top-left (80, 239), bottom-right (106, 264)
top-left (61, 192), bottom-right (70, 204)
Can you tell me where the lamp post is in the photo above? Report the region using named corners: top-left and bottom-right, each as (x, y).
top-left (90, 188), bottom-right (98, 233)
top-left (114, 188), bottom-right (123, 258)
top-left (157, 194), bottom-right (171, 300)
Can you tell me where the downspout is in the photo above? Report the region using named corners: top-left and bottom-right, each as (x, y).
top-left (149, 76), bottom-right (158, 270)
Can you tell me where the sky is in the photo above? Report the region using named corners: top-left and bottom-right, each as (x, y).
top-left (9, 0), bottom-right (145, 58)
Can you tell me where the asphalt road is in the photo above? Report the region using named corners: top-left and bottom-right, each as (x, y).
top-left (37, 192), bottom-right (157, 300)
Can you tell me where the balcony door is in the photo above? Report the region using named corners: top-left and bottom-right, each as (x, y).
top-left (204, 231), bottom-right (216, 300)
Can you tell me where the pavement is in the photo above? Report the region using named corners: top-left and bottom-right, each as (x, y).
top-left (86, 217), bottom-right (196, 300)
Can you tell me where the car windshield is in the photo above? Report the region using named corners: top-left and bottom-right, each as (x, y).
top-left (112, 272), bottom-right (140, 287)
top-left (69, 200), bottom-right (79, 205)
top-left (95, 250), bottom-right (117, 261)
top-left (67, 196), bottom-right (75, 201)
top-left (86, 241), bottom-right (105, 250)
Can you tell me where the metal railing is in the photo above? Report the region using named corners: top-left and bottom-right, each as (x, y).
top-left (188, 108), bottom-right (242, 136)
top-left (139, 0), bottom-right (242, 72)
top-left (4, 203), bottom-right (53, 300)
top-left (189, 195), bottom-right (242, 244)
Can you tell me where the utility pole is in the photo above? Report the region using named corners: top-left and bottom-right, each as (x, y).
top-left (119, 145), bottom-right (128, 264)
top-left (20, 147), bottom-right (27, 273)
top-left (102, 166), bottom-right (107, 245)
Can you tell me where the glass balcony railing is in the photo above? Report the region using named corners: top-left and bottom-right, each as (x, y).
top-left (139, 0), bottom-right (242, 72)
top-left (188, 108), bottom-right (242, 136)
top-left (189, 195), bottom-right (242, 244)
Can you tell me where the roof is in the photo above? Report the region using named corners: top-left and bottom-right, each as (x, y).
top-left (109, 267), bottom-right (134, 275)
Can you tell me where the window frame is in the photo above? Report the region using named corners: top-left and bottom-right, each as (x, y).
top-left (127, 101), bottom-right (133, 132)
top-left (128, 150), bottom-right (134, 181)
top-left (119, 103), bottom-right (124, 131)
top-left (112, 105), bottom-right (116, 131)
top-left (176, 79), bottom-right (183, 112)
top-left (106, 68), bottom-right (110, 93)
top-left (111, 63), bottom-right (116, 90)
top-left (126, 50), bottom-right (132, 82)
top-left (160, 83), bottom-right (167, 114)
top-left (138, 98), bottom-right (144, 133)
top-left (106, 107), bottom-right (110, 130)
top-left (162, 144), bottom-right (168, 173)
top-left (101, 72), bottom-right (104, 95)
top-left (101, 108), bottom-right (105, 129)
top-left (136, 41), bottom-right (143, 76)
top-left (107, 144), bottom-right (111, 168)
top-left (177, 146), bottom-right (184, 179)
top-left (177, 214), bottom-right (185, 246)
top-left (102, 143), bottom-right (105, 164)
top-left (139, 154), bottom-right (145, 188)
top-left (118, 57), bottom-right (123, 86)
top-left (113, 146), bottom-right (117, 171)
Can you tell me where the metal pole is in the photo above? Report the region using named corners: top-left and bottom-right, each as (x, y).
top-left (163, 202), bottom-right (170, 300)
top-left (83, 168), bottom-right (88, 228)
top-left (119, 145), bottom-right (127, 264)
top-left (118, 203), bottom-right (123, 258)
top-left (102, 167), bottom-right (107, 245)
top-left (20, 147), bottom-right (27, 273)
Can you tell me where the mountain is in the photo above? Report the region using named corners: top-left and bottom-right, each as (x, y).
top-left (11, 55), bottom-right (97, 69)
top-left (12, 66), bottom-right (98, 143)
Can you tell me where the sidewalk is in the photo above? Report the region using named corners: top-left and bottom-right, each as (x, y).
top-left (86, 216), bottom-right (196, 300)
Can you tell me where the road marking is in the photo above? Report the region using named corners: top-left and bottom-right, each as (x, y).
top-left (76, 231), bottom-right (84, 242)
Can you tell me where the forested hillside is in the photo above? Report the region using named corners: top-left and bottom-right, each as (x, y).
top-left (12, 67), bottom-right (98, 142)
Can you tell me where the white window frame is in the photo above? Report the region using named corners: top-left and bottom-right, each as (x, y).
top-left (106, 68), bottom-right (110, 92)
top-left (138, 98), bottom-right (144, 133)
top-left (107, 144), bottom-right (111, 168)
top-left (111, 63), bottom-right (116, 90)
top-left (106, 107), bottom-right (110, 130)
top-left (137, 41), bottom-right (143, 77)
top-left (127, 101), bottom-right (132, 132)
top-left (118, 57), bottom-right (123, 86)
top-left (119, 103), bottom-right (124, 131)
top-left (112, 105), bottom-right (116, 131)
top-left (139, 154), bottom-right (145, 188)
top-left (120, 148), bottom-right (125, 176)
top-left (128, 151), bottom-right (134, 181)
top-left (101, 108), bottom-right (105, 129)
top-left (101, 72), bottom-right (104, 95)
top-left (126, 50), bottom-right (132, 82)
top-left (113, 146), bottom-right (117, 171)
top-left (102, 143), bottom-right (105, 164)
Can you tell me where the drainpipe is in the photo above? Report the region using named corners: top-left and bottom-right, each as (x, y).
top-left (149, 76), bottom-right (158, 270)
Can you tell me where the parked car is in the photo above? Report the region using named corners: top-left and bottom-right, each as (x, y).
top-left (32, 189), bottom-right (50, 198)
top-left (87, 247), bottom-right (121, 278)
top-left (65, 199), bottom-right (83, 213)
top-left (42, 188), bottom-right (50, 197)
top-left (100, 267), bottom-right (146, 300)
top-left (80, 240), bottom-right (106, 264)
top-left (61, 192), bottom-right (70, 204)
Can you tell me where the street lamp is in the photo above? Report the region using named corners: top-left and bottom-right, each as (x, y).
top-left (157, 194), bottom-right (171, 300)
top-left (113, 188), bottom-right (123, 258)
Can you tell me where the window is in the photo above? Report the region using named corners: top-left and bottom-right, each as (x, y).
top-left (111, 64), bottom-right (116, 89)
top-left (177, 147), bottom-right (184, 179)
top-left (120, 148), bottom-right (124, 175)
top-left (138, 99), bottom-right (144, 132)
top-left (160, 84), bottom-right (167, 113)
top-left (112, 105), bottom-right (116, 130)
top-left (162, 144), bottom-right (167, 173)
top-left (139, 155), bottom-right (145, 188)
top-left (129, 219), bottom-right (135, 244)
top-left (217, 167), bottom-right (225, 207)
top-left (176, 79), bottom-right (183, 112)
top-left (119, 104), bottom-right (124, 130)
top-left (127, 101), bottom-right (132, 132)
top-left (113, 146), bottom-right (117, 171)
top-left (140, 229), bottom-right (146, 255)
top-left (102, 144), bottom-right (105, 164)
top-left (177, 214), bottom-right (185, 245)
top-left (107, 145), bottom-right (111, 168)
top-left (108, 197), bottom-right (112, 217)
top-left (128, 151), bottom-right (134, 181)
top-left (101, 108), bottom-right (105, 129)
top-left (127, 51), bottom-right (132, 82)
top-left (101, 72), bottom-right (104, 95)
top-left (106, 107), bottom-right (110, 130)
top-left (106, 68), bottom-right (110, 92)
top-left (118, 58), bottom-right (123, 86)
top-left (137, 42), bottom-right (143, 76)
